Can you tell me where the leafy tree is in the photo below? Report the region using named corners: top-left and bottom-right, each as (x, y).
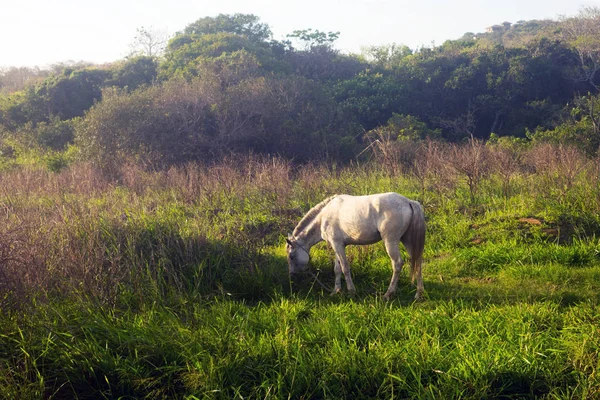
top-left (161, 14), bottom-right (285, 81)
top-left (283, 46), bottom-right (364, 82)
top-left (286, 29), bottom-right (340, 50)
top-left (17, 117), bottom-right (77, 150)
top-left (0, 90), bottom-right (36, 130)
top-left (391, 48), bottom-right (477, 139)
top-left (280, 28), bottom-right (366, 83)
top-left (108, 56), bottom-right (158, 90)
top-left (161, 32), bottom-right (284, 79)
top-left (34, 68), bottom-right (109, 121)
top-left (3, 12), bottom-right (600, 164)
top-left (76, 67), bottom-right (360, 169)
top-left (362, 43), bottom-right (413, 69)
top-left (404, 38), bottom-right (572, 140)
top-left (529, 93), bottom-right (600, 155)
top-left (183, 14), bottom-right (272, 43)
top-left (385, 113), bottom-right (442, 141)
top-left (34, 117), bottom-right (77, 150)
top-left (193, 50), bottom-right (262, 87)
top-left (334, 70), bottom-right (404, 130)
top-left (76, 82), bottom-right (219, 172)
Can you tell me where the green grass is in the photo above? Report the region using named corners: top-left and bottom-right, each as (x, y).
top-left (1, 158), bottom-right (600, 399)
top-left (2, 298), bottom-right (599, 399)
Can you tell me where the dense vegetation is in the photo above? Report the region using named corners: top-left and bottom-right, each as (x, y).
top-left (2, 9), bottom-right (600, 170)
top-left (2, 8), bottom-right (600, 400)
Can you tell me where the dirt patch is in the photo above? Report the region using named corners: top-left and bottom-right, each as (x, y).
top-left (518, 217), bottom-right (542, 226)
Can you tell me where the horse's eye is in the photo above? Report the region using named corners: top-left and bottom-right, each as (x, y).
top-left (290, 252), bottom-right (296, 260)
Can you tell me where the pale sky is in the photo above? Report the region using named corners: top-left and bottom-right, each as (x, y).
top-left (1, 0), bottom-right (597, 68)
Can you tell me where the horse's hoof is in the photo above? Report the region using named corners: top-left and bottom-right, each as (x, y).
top-left (330, 288), bottom-right (341, 296)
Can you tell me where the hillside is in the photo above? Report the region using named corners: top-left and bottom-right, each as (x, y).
top-left (1, 11), bottom-right (600, 169)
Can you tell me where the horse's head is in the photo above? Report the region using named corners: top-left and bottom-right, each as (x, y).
top-left (285, 236), bottom-right (310, 276)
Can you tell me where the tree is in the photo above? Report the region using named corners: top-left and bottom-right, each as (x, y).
top-left (161, 32), bottom-right (284, 80)
top-left (333, 70), bottom-right (404, 130)
top-left (286, 29), bottom-right (340, 50)
top-left (35, 68), bottom-right (109, 120)
top-left (448, 138), bottom-right (490, 204)
top-left (0, 90), bottom-right (39, 130)
top-left (0, 67), bottom-right (46, 94)
top-left (560, 6), bottom-right (600, 91)
top-left (0, 67), bottom-right (109, 131)
top-left (529, 93), bottom-right (600, 155)
top-left (361, 43), bottom-right (413, 69)
top-left (183, 14), bottom-right (272, 43)
top-left (129, 26), bottom-right (170, 58)
top-left (108, 56), bottom-right (158, 90)
top-left (20, 116), bottom-right (76, 150)
top-left (76, 82), bottom-right (218, 172)
top-left (364, 114), bottom-right (441, 175)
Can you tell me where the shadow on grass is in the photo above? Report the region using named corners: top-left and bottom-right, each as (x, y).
top-left (485, 369), bottom-right (577, 399)
top-left (69, 217), bottom-right (594, 309)
top-left (280, 260), bottom-right (593, 308)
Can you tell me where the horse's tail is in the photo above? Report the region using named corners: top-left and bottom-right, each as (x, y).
top-left (407, 200), bottom-right (426, 284)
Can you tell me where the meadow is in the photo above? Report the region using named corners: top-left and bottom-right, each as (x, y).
top-left (1, 141), bottom-right (600, 399)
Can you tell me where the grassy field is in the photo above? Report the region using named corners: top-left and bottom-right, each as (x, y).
top-left (1, 144), bottom-right (600, 399)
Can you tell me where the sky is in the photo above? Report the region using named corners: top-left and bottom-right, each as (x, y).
top-left (1, 0), bottom-right (598, 68)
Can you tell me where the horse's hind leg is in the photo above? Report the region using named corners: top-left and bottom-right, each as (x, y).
top-left (332, 258), bottom-right (342, 295)
top-left (401, 236), bottom-right (424, 301)
top-left (383, 238), bottom-right (404, 300)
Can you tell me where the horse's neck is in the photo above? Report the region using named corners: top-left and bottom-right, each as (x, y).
top-left (296, 217), bottom-right (323, 249)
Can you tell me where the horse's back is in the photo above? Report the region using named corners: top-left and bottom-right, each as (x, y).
top-left (332, 192), bottom-right (413, 214)
top-left (322, 192), bottom-right (415, 244)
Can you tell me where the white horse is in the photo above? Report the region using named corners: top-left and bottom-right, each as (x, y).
top-left (286, 192), bottom-right (425, 300)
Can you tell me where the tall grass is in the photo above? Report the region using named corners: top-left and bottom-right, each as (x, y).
top-left (1, 144), bottom-right (600, 398)
top-left (2, 299), bottom-right (599, 398)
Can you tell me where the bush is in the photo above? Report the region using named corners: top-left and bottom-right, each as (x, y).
top-left (44, 153), bottom-right (70, 172)
top-left (528, 94), bottom-right (600, 156)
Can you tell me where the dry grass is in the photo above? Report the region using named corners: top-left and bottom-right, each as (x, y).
top-left (1, 143), bottom-right (600, 399)
top-left (1, 143), bottom-right (599, 308)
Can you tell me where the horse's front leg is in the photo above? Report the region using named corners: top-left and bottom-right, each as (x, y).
top-left (332, 243), bottom-right (356, 295)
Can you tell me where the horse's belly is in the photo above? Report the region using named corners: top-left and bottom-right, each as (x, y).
top-left (343, 228), bottom-right (381, 245)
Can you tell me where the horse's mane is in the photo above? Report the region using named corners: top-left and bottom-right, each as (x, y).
top-left (292, 194), bottom-right (337, 237)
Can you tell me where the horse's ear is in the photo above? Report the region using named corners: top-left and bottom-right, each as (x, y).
top-left (286, 237), bottom-right (294, 246)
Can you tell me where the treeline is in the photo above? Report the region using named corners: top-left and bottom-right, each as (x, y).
top-left (1, 9), bottom-right (600, 171)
